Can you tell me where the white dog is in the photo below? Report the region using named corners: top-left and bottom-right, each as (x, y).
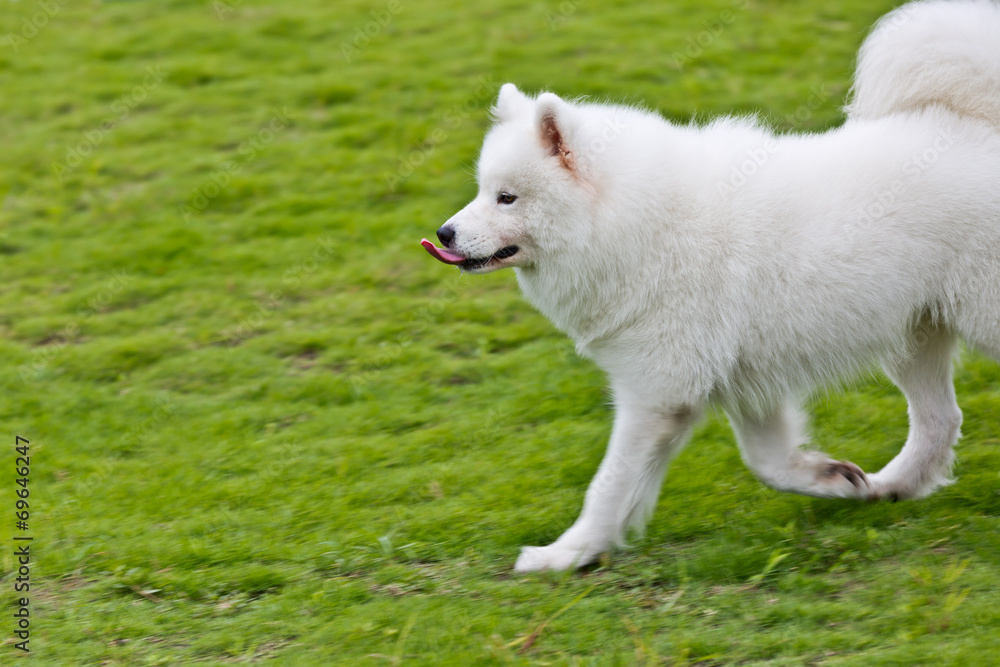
top-left (422, 0), bottom-right (1000, 571)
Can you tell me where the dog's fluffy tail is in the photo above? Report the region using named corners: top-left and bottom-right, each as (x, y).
top-left (846, 0), bottom-right (1000, 127)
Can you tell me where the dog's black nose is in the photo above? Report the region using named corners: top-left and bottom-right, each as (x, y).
top-left (436, 224), bottom-right (455, 247)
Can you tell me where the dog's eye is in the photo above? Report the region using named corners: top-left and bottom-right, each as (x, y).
top-left (497, 192), bottom-right (517, 205)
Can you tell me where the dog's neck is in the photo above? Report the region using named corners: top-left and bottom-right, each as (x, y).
top-left (514, 252), bottom-right (651, 354)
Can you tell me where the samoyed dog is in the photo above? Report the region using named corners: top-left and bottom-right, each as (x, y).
top-left (422, 0), bottom-right (1000, 572)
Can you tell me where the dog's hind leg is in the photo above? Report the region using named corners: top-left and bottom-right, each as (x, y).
top-left (728, 403), bottom-right (873, 499)
top-left (866, 326), bottom-right (962, 500)
top-left (514, 398), bottom-right (700, 572)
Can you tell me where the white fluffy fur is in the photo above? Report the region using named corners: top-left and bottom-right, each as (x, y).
top-left (438, 0), bottom-right (1000, 572)
top-left (846, 0), bottom-right (1000, 127)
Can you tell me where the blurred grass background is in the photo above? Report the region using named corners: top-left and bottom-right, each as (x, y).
top-left (1, 0), bottom-right (999, 664)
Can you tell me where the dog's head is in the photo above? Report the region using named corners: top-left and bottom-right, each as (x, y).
top-left (423, 84), bottom-right (620, 274)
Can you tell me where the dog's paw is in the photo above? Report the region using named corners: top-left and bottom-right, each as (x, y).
top-left (514, 543), bottom-right (599, 572)
top-left (823, 459), bottom-right (868, 488)
top-left (865, 470), bottom-right (954, 502)
top-left (816, 459), bottom-right (873, 499)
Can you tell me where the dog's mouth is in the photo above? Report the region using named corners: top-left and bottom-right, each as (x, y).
top-left (420, 239), bottom-right (520, 270)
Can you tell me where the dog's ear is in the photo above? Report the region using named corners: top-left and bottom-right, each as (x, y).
top-left (535, 92), bottom-right (576, 172)
top-left (493, 83), bottom-right (531, 123)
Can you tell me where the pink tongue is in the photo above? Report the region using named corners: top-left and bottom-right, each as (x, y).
top-left (421, 238), bottom-right (466, 265)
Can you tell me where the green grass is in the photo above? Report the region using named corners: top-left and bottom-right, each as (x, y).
top-left (2, 0), bottom-right (999, 664)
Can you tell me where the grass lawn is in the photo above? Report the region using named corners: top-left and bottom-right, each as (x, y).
top-left (2, 0), bottom-right (1000, 663)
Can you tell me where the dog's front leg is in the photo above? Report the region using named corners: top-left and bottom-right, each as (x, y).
top-left (515, 399), bottom-right (699, 572)
top-left (728, 403), bottom-right (873, 499)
